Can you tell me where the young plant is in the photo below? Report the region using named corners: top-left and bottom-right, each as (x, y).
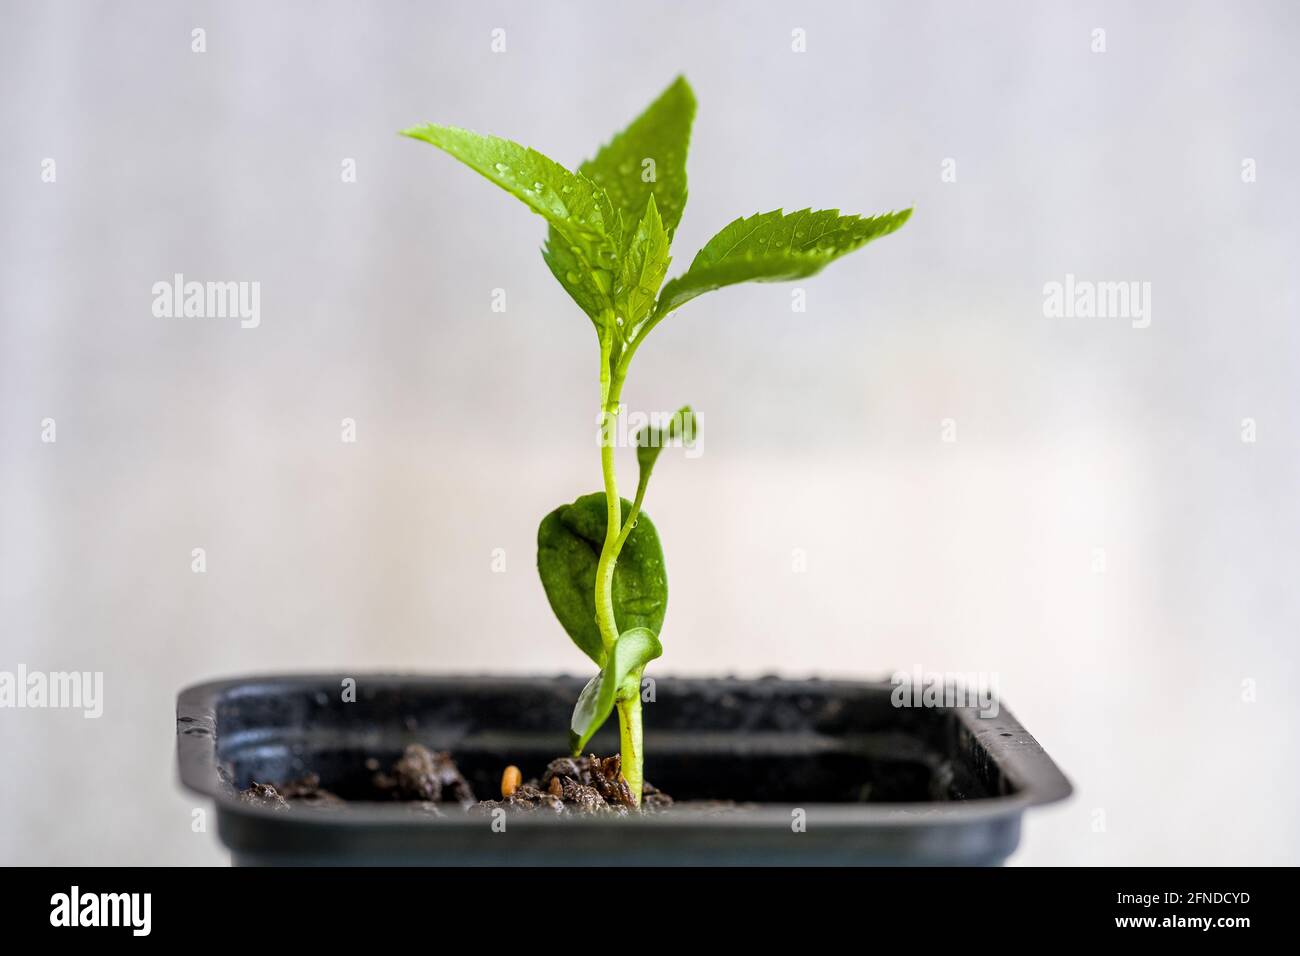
top-left (404, 76), bottom-right (910, 805)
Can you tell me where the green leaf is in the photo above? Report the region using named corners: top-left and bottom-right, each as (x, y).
top-left (542, 236), bottom-right (616, 324)
top-left (581, 75), bottom-right (696, 238)
top-left (654, 207), bottom-right (912, 318)
top-left (536, 493), bottom-right (667, 667)
top-left (617, 195), bottom-right (672, 331)
top-left (401, 123), bottom-right (621, 318)
top-left (569, 626), bottom-right (662, 755)
top-left (635, 406), bottom-right (697, 494)
top-left (543, 75), bottom-right (694, 326)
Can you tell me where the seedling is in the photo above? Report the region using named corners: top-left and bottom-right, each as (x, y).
top-left (404, 76), bottom-right (910, 805)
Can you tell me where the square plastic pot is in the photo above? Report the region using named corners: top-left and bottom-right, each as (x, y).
top-left (176, 674), bottom-right (1071, 865)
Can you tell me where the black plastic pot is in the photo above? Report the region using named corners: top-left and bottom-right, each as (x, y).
top-left (176, 674), bottom-right (1071, 865)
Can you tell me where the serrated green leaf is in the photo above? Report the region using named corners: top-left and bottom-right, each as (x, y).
top-left (537, 493), bottom-right (667, 667)
top-left (401, 123), bottom-right (621, 318)
top-left (542, 236), bottom-right (616, 323)
top-left (544, 76), bottom-right (694, 325)
top-left (617, 196), bottom-right (672, 331)
top-left (581, 75), bottom-right (696, 238)
top-left (653, 207), bottom-right (912, 318)
top-left (635, 405), bottom-right (696, 492)
top-left (569, 626), bottom-right (662, 755)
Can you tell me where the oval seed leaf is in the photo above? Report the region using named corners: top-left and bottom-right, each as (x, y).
top-left (536, 493), bottom-right (667, 667)
top-left (569, 626), bottom-right (663, 755)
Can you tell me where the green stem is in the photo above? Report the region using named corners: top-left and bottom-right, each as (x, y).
top-left (594, 392), bottom-right (624, 654)
top-left (616, 691), bottom-right (644, 804)
top-left (594, 321), bottom-right (645, 804)
top-left (612, 473), bottom-right (648, 553)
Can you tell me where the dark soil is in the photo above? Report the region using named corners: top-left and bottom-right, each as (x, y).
top-left (238, 745), bottom-right (674, 817)
top-left (239, 772), bottom-right (348, 811)
top-left (371, 745), bottom-right (476, 805)
top-left (475, 754), bottom-right (673, 816)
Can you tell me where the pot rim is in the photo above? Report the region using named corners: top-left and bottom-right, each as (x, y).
top-left (176, 671), bottom-right (1073, 829)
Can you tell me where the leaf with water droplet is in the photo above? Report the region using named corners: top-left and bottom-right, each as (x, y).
top-left (617, 195), bottom-right (672, 334)
top-left (654, 206), bottom-right (912, 318)
top-left (576, 76), bottom-right (696, 237)
top-left (401, 122), bottom-right (622, 322)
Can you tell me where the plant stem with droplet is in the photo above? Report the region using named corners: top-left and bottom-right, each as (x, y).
top-left (593, 322), bottom-right (646, 805)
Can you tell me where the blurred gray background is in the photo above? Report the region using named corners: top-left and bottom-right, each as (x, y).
top-left (2, 0), bottom-right (1297, 865)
